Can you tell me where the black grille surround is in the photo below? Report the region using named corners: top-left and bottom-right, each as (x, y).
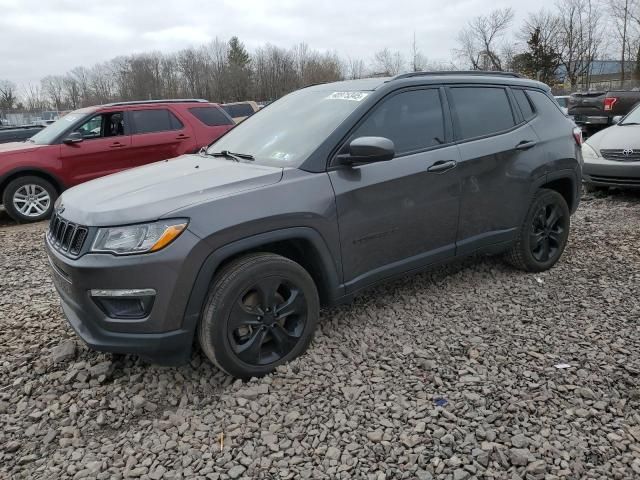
top-left (600, 149), bottom-right (640, 162)
top-left (48, 213), bottom-right (89, 256)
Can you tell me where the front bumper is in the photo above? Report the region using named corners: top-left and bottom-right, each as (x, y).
top-left (583, 157), bottom-right (640, 188)
top-left (45, 228), bottom-right (208, 365)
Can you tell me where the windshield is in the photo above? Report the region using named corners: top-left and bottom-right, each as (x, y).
top-left (207, 89), bottom-right (371, 167)
top-left (29, 113), bottom-right (86, 145)
top-left (620, 105), bottom-right (640, 125)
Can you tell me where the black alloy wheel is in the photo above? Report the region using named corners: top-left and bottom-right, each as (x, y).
top-left (529, 202), bottom-right (567, 263)
top-left (228, 277), bottom-right (308, 366)
top-left (504, 188), bottom-right (571, 272)
top-left (198, 253), bottom-right (319, 379)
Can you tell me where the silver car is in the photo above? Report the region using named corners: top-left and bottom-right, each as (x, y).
top-left (582, 105), bottom-right (640, 191)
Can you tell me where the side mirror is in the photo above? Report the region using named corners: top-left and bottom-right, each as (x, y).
top-left (337, 136), bottom-right (395, 165)
top-left (63, 131), bottom-right (84, 144)
top-left (612, 115), bottom-right (623, 125)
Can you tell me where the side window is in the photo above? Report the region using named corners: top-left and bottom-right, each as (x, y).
top-left (513, 89), bottom-right (536, 121)
top-left (450, 87), bottom-right (515, 140)
top-left (131, 109), bottom-right (183, 134)
top-left (74, 112), bottom-right (125, 139)
top-left (350, 89), bottom-right (445, 155)
top-left (189, 107), bottom-right (234, 126)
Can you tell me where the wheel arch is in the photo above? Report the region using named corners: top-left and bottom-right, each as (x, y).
top-left (182, 227), bottom-right (344, 333)
top-left (540, 170), bottom-right (579, 213)
top-left (0, 168), bottom-right (65, 202)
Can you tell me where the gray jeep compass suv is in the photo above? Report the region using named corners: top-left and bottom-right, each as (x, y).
top-left (46, 72), bottom-right (583, 378)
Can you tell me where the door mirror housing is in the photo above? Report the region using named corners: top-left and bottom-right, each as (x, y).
top-left (612, 115), bottom-right (623, 125)
top-left (337, 136), bottom-right (395, 166)
top-left (63, 131), bottom-right (84, 144)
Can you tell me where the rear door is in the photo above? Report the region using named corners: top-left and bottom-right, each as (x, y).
top-left (128, 107), bottom-right (195, 166)
top-left (60, 110), bottom-right (133, 185)
top-left (447, 85), bottom-right (544, 255)
top-left (329, 87), bottom-right (461, 292)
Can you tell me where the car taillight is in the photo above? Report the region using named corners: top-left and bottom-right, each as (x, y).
top-left (573, 127), bottom-right (582, 146)
top-left (604, 97), bottom-right (618, 111)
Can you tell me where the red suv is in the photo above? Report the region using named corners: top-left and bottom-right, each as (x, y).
top-left (0, 99), bottom-right (234, 222)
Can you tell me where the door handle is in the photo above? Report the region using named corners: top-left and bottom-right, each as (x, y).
top-left (427, 160), bottom-right (457, 173)
top-left (109, 142), bottom-right (125, 148)
top-left (176, 134), bottom-right (190, 140)
top-left (515, 140), bottom-right (537, 150)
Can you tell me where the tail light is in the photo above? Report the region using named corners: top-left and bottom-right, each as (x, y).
top-left (604, 97), bottom-right (618, 111)
top-left (572, 127), bottom-right (582, 146)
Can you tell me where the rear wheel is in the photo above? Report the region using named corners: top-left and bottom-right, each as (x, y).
top-left (505, 189), bottom-right (570, 272)
top-left (198, 253), bottom-right (319, 379)
top-left (2, 176), bottom-right (57, 223)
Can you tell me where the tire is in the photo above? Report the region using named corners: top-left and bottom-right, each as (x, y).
top-left (583, 182), bottom-right (607, 194)
top-left (505, 188), bottom-right (570, 272)
top-left (198, 253), bottom-right (320, 379)
top-left (2, 176), bottom-right (57, 223)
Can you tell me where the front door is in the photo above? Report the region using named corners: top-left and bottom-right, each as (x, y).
top-left (328, 88), bottom-right (461, 292)
top-left (60, 110), bottom-right (133, 185)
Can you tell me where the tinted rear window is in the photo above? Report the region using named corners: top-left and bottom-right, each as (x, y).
top-left (513, 89), bottom-right (536, 120)
top-left (222, 104), bottom-right (255, 118)
top-left (528, 90), bottom-right (567, 118)
top-left (131, 109), bottom-right (183, 134)
top-left (450, 87), bottom-right (515, 140)
top-left (189, 107), bottom-right (234, 126)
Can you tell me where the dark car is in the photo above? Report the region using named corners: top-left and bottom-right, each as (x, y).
top-left (46, 72), bottom-right (582, 378)
top-left (568, 89), bottom-right (640, 134)
top-left (0, 125), bottom-right (45, 144)
top-left (0, 99), bottom-right (234, 223)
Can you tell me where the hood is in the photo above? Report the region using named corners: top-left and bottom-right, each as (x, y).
top-left (58, 154), bottom-right (284, 226)
top-left (587, 124), bottom-right (640, 152)
top-left (0, 141), bottom-right (45, 154)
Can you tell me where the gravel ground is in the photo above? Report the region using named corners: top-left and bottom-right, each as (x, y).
top-left (1, 191), bottom-right (639, 480)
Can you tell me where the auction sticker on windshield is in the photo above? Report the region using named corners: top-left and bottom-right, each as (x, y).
top-left (327, 92), bottom-right (369, 101)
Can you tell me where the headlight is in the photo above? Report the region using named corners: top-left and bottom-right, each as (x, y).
top-left (581, 143), bottom-right (600, 161)
top-left (91, 219), bottom-right (188, 255)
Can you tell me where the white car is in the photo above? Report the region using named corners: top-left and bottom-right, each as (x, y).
top-left (581, 105), bottom-right (640, 191)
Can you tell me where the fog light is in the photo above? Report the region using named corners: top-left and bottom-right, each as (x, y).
top-left (90, 289), bottom-right (156, 319)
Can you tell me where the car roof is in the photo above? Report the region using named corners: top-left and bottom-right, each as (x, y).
top-left (306, 72), bottom-right (549, 93)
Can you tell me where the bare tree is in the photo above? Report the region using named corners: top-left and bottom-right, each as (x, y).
top-left (372, 48), bottom-right (405, 75)
top-left (22, 83), bottom-right (48, 111)
top-left (345, 57), bottom-right (366, 79)
top-left (0, 80), bottom-right (17, 110)
top-left (556, 0), bottom-right (605, 89)
top-left (609, 0), bottom-right (638, 79)
top-left (41, 75), bottom-right (66, 110)
top-left (410, 32), bottom-right (427, 72)
top-left (456, 8), bottom-right (515, 70)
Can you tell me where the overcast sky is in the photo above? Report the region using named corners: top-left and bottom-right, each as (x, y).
top-left (1, 0), bottom-right (558, 86)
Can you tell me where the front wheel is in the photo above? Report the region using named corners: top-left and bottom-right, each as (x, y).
top-left (3, 176), bottom-right (57, 223)
top-left (198, 253), bottom-right (319, 379)
top-left (505, 189), bottom-right (570, 272)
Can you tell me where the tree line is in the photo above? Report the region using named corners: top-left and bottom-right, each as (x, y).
top-left (1, 0), bottom-right (639, 113)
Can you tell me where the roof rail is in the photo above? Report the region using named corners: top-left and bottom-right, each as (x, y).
top-left (105, 99), bottom-right (209, 107)
top-left (392, 70), bottom-right (522, 80)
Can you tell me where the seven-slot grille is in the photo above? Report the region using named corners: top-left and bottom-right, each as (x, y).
top-left (48, 213), bottom-right (88, 255)
top-left (600, 149), bottom-right (640, 162)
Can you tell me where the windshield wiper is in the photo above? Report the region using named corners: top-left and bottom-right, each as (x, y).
top-left (208, 150), bottom-right (254, 162)
top-left (619, 122), bottom-right (640, 126)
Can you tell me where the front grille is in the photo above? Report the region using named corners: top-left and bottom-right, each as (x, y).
top-left (600, 149), bottom-right (640, 162)
top-left (48, 213), bottom-right (89, 255)
top-left (590, 174), bottom-right (640, 185)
